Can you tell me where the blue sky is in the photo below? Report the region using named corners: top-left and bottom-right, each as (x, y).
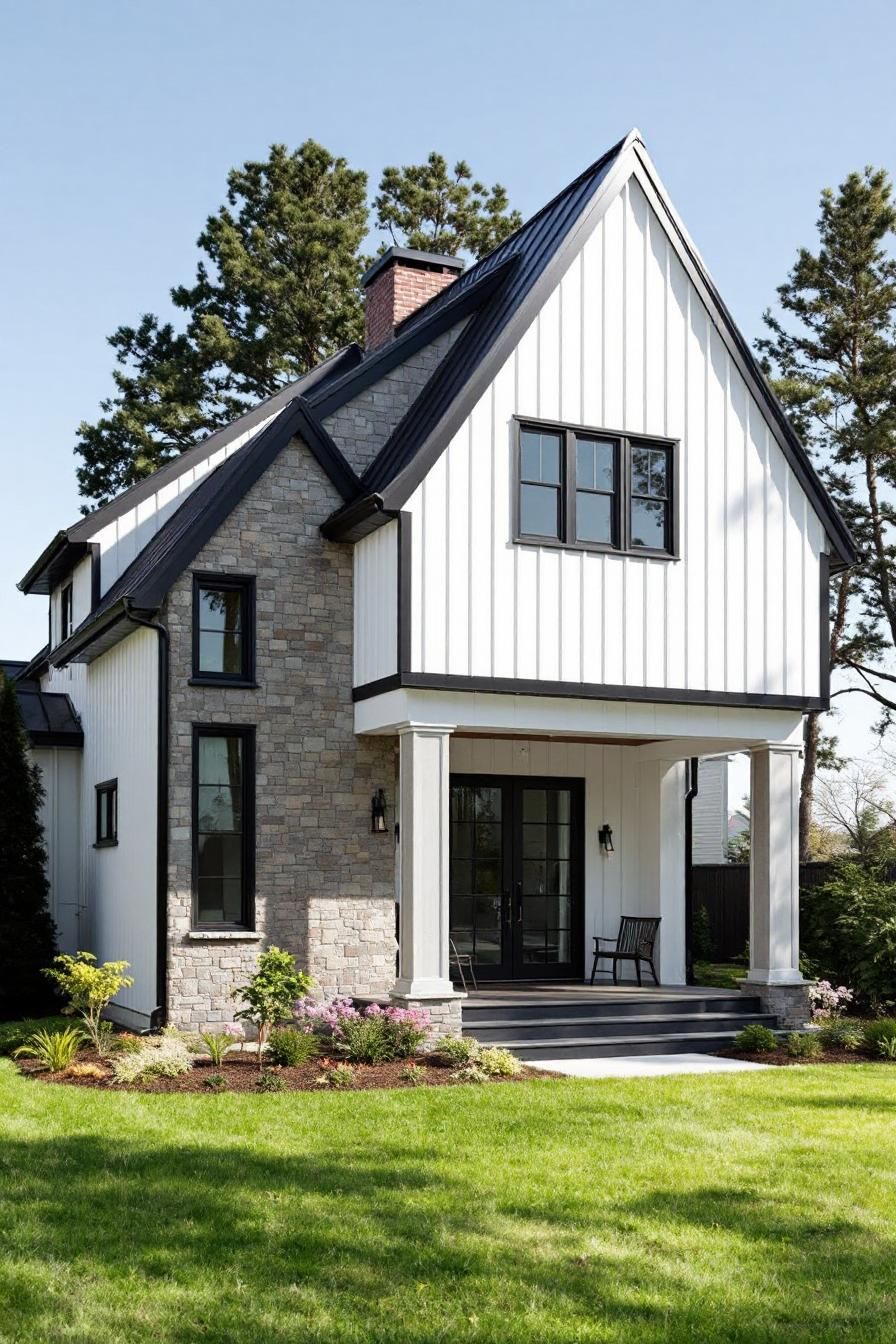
top-left (2, 0), bottom-right (893, 770)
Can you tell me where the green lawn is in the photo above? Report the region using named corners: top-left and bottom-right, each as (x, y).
top-left (2, 1061), bottom-right (895, 1343)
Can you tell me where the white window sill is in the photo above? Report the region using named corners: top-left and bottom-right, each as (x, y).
top-left (186, 930), bottom-right (263, 942)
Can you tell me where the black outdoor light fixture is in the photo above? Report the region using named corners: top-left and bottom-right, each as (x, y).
top-left (371, 789), bottom-right (388, 834)
top-left (598, 824), bottom-right (615, 855)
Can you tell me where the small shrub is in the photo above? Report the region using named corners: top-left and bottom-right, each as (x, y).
top-left (785, 1032), bottom-right (822, 1060)
top-left (817, 1020), bottom-right (864, 1052)
top-left (733, 1024), bottom-right (779, 1053)
top-left (877, 1036), bottom-right (896, 1060)
top-left (111, 1036), bottom-right (193, 1083)
top-left (862, 1018), bottom-right (896, 1053)
top-left (476, 1046), bottom-right (522, 1078)
top-left (13, 1025), bottom-right (84, 1072)
top-left (256, 1069), bottom-right (287, 1092)
top-left (400, 1063), bottom-right (427, 1086)
top-left (233, 947), bottom-right (313, 1070)
top-left (204, 1072), bottom-right (229, 1090)
top-left (43, 952), bottom-right (134, 1056)
top-left (200, 1030), bottom-right (240, 1067)
top-left (267, 1026), bottom-right (318, 1067)
top-left (316, 1061), bottom-right (355, 1089)
top-left (451, 1063), bottom-right (490, 1085)
top-left (66, 1062), bottom-right (107, 1080)
top-left (808, 980), bottom-right (854, 1021)
top-left (437, 1035), bottom-right (480, 1064)
top-left (108, 1032), bottom-right (143, 1055)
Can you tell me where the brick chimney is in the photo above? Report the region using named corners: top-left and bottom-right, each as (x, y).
top-left (361, 247), bottom-right (464, 351)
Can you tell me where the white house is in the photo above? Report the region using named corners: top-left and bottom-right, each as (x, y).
top-left (10, 130), bottom-right (853, 1044)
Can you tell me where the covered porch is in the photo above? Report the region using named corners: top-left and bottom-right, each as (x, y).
top-left (356, 686), bottom-right (809, 1034)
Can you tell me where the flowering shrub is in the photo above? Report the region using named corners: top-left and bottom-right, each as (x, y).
top-left (111, 1036), bottom-right (193, 1083)
top-left (808, 980), bottom-right (854, 1021)
top-left (294, 996), bottom-right (431, 1062)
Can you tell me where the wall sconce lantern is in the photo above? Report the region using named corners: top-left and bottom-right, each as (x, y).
top-left (598, 824), bottom-right (615, 855)
top-left (371, 789), bottom-right (389, 834)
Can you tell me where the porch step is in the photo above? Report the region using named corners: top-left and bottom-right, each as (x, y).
top-left (485, 1030), bottom-right (759, 1061)
top-left (464, 1011), bottom-right (776, 1045)
top-left (463, 994), bottom-right (761, 1023)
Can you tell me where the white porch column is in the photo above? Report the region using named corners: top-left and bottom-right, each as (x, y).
top-left (393, 724), bottom-right (457, 1000)
top-left (745, 743), bottom-right (803, 985)
top-left (636, 757), bottom-right (687, 985)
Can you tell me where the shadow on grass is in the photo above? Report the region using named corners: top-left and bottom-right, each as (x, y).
top-left (1, 1131), bottom-right (895, 1343)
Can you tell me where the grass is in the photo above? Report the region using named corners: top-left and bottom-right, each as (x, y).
top-left (693, 962), bottom-right (747, 990)
top-left (2, 1061), bottom-right (896, 1342)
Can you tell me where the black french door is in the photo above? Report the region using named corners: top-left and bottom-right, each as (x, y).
top-left (449, 775), bottom-right (585, 981)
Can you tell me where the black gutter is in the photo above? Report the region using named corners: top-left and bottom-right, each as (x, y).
top-left (123, 600), bottom-right (169, 1029)
top-left (320, 492), bottom-right (391, 543)
top-left (684, 756), bottom-right (699, 985)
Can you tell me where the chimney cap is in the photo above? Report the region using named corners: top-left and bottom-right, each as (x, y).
top-left (361, 246), bottom-right (465, 290)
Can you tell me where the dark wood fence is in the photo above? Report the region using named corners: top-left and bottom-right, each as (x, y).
top-left (692, 862), bottom-right (834, 962)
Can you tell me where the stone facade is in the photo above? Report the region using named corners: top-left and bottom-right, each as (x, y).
top-left (323, 323), bottom-right (466, 475)
top-left (742, 980), bottom-right (812, 1031)
top-left (390, 993), bottom-right (464, 1041)
top-left (163, 438), bottom-right (397, 1031)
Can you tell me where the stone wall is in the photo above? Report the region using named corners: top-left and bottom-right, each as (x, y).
top-left (323, 322), bottom-right (466, 475)
top-left (163, 437), bottom-right (397, 1031)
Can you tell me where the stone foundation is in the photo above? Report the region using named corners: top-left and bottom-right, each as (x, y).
top-left (390, 993), bottom-right (465, 1042)
top-left (742, 980), bottom-right (812, 1030)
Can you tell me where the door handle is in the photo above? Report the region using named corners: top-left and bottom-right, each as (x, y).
top-left (515, 881), bottom-right (523, 924)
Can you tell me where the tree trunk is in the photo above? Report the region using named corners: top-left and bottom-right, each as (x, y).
top-left (799, 712), bottom-right (819, 861)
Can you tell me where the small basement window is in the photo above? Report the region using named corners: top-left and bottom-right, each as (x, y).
top-left (191, 575), bottom-right (256, 685)
top-left (95, 779), bottom-right (118, 847)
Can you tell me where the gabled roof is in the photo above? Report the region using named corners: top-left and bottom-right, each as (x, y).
top-left (321, 130), bottom-right (857, 570)
top-left (52, 398), bottom-right (357, 665)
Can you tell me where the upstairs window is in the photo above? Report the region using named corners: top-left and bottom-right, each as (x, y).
top-left (60, 582), bottom-right (74, 642)
top-left (95, 779), bottom-right (118, 847)
top-left (515, 420), bottom-right (675, 557)
top-left (191, 575), bottom-right (255, 685)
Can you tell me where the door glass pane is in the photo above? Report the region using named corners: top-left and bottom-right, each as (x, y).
top-left (474, 824), bottom-right (501, 858)
top-left (475, 861), bottom-right (500, 895)
top-left (520, 484), bottom-right (559, 538)
top-left (450, 784), bottom-right (506, 971)
top-left (519, 788), bottom-right (574, 970)
top-left (522, 789), bottom-right (547, 822)
top-left (474, 787), bottom-right (502, 823)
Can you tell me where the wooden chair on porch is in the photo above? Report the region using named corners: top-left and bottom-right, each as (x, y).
top-left (590, 917), bottom-right (661, 986)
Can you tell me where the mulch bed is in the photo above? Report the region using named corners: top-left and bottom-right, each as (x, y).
top-left (717, 1047), bottom-right (892, 1066)
top-left (15, 1050), bottom-right (555, 1093)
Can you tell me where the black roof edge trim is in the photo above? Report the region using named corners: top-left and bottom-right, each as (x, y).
top-left (16, 644), bottom-right (51, 682)
top-left (50, 598), bottom-right (133, 667)
top-left (18, 534), bottom-right (90, 595)
top-left (320, 493), bottom-right (390, 543)
top-left (291, 399), bottom-right (362, 502)
top-left (308, 254), bottom-right (520, 421)
top-left (27, 730), bottom-right (85, 749)
top-left (65, 344), bottom-right (363, 544)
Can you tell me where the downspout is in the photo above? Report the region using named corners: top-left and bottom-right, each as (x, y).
top-left (123, 600), bottom-right (169, 1029)
top-left (684, 757), bottom-right (699, 985)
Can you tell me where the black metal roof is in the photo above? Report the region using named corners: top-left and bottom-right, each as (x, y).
top-left (13, 683), bottom-right (83, 747)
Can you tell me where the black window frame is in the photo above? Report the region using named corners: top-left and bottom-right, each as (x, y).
top-left (513, 417), bottom-right (678, 559)
top-left (94, 778), bottom-right (118, 848)
top-left (60, 581), bottom-right (74, 642)
top-left (191, 723), bottom-right (256, 930)
top-left (190, 573), bottom-right (256, 687)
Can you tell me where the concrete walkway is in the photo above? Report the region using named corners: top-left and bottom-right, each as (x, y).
top-left (528, 1052), bottom-right (770, 1079)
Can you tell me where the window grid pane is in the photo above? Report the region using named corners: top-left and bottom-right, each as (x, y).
top-left (194, 581), bottom-right (251, 678)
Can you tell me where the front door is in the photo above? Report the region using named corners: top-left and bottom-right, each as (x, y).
top-left (449, 775), bottom-right (585, 981)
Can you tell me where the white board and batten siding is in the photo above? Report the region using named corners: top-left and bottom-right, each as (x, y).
top-left (353, 519), bottom-right (399, 686)
top-left (400, 176), bottom-right (826, 703)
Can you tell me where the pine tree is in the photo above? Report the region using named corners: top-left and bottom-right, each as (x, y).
top-left (373, 153), bottom-right (522, 259)
top-left (757, 167), bottom-right (896, 857)
top-left (0, 674), bottom-right (57, 1018)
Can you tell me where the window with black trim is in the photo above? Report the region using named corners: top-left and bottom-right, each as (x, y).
top-left (191, 575), bottom-right (255, 684)
top-left (515, 420), bottom-right (675, 557)
top-left (95, 779), bottom-right (118, 847)
top-left (193, 725), bottom-right (255, 928)
top-left (60, 582), bottom-right (74, 642)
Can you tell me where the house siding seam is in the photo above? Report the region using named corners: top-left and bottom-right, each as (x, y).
top-left (323, 323), bottom-right (466, 476)
top-left (162, 438), bottom-right (396, 1031)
